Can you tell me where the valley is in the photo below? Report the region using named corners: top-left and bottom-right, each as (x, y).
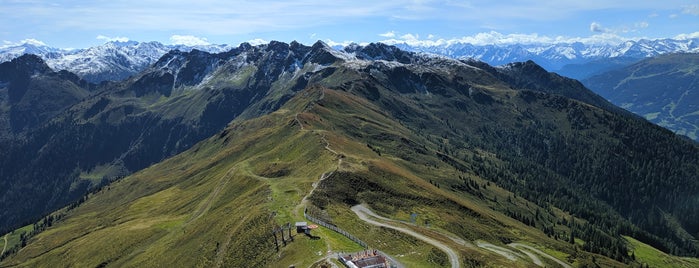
top-left (583, 53), bottom-right (699, 141)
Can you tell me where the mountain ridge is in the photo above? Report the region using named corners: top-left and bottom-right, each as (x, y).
top-left (0, 40), bottom-right (370, 235)
top-left (2, 37), bottom-right (698, 84)
top-left (0, 41), bottom-right (235, 83)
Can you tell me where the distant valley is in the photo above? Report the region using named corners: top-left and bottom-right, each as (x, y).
top-left (583, 53), bottom-right (699, 141)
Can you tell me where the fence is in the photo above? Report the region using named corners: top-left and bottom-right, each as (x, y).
top-left (304, 208), bottom-right (367, 248)
top-left (304, 207), bottom-right (405, 268)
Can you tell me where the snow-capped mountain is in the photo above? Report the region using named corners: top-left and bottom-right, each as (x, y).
top-left (0, 41), bottom-right (234, 83)
top-left (393, 37), bottom-right (699, 72)
top-left (2, 37), bottom-right (698, 83)
top-left (0, 42), bottom-right (66, 63)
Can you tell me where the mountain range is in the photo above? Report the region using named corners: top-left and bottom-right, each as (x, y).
top-left (393, 37), bottom-right (699, 75)
top-left (4, 38), bottom-right (697, 143)
top-left (2, 37), bottom-right (698, 84)
top-left (0, 41), bottom-right (233, 83)
top-left (1, 41), bottom-right (698, 267)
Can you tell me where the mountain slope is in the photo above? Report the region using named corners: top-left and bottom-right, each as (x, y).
top-left (0, 98), bottom-right (319, 267)
top-left (1, 42), bottom-right (698, 267)
top-left (0, 85), bottom-right (613, 267)
top-left (0, 41), bottom-right (351, 235)
top-left (583, 53), bottom-right (699, 141)
top-left (0, 54), bottom-right (92, 138)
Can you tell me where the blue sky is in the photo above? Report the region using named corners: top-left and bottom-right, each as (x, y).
top-left (1, 0), bottom-right (698, 48)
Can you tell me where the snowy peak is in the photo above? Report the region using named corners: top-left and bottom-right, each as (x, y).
top-left (3, 37), bottom-right (698, 84)
top-left (0, 43), bottom-right (64, 63)
top-left (0, 41), bottom-right (234, 83)
top-left (395, 37), bottom-right (699, 71)
top-left (48, 41), bottom-right (172, 83)
top-left (127, 40), bottom-right (345, 97)
top-left (344, 42), bottom-right (415, 63)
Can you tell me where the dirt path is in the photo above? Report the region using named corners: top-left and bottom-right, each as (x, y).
top-left (439, 230), bottom-right (476, 249)
top-left (320, 134), bottom-right (339, 155)
top-left (294, 131), bottom-right (342, 218)
top-left (1, 233), bottom-right (7, 256)
top-left (291, 129), bottom-right (344, 263)
top-left (508, 243), bottom-right (543, 266)
top-left (476, 241), bottom-right (521, 261)
top-left (351, 205), bottom-right (460, 268)
top-left (294, 171), bottom-right (333, 218)
top-left (294, 113), bottom-right (304, 130)
top-left (187, 168), bottom-right (233, 224)
top-left (509, 243), bottom-right (572, 268)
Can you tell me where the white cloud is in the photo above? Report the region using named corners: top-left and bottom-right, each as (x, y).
top-left (24, 38), bottom-right (47, 46)
top-left (427, 34), bottom-right (435, 39)
top-left (682, 4), bottom-right (699, 15)
top-left (575, 33), bottom-right (629, 45)
top-left (590, 22), bottom-right (610, 33)
top-left (377, 31), bottom-right (636, 47)
top-left (246, 38), bottom-right (268, 46)
top-left (379, 31), bottom-right (396, 38)
top-left (5, 39), bottom-right (47, 47)
top-left (400, 33), bottom-right (419, 41)
top-left (322, 28), bottom-right (699, 49)
top-left (635, 21), bottom-right (649, 29)
top-left (669, 14), bottom-right (679, 19)
top-left (324, 39), bottom-right (354, 47)
top-left (674, 32), bottom-right (699, 40)
top-left (2, 1), bottom-right (696, 48)
top-left (96, 35), bottom-right (129, 42)
top-left (0, 38), bottom-right (49, 49)
top-left (169, 35), bottom-right (210, 46)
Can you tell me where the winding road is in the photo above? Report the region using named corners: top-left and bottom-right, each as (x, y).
top-left (351, 205), bottom-right (460, 268)
top-left (476, 241), bottom-right (521, 261)
top-left (509, 243), bottom-right (572, 268)
top-left (294, 109), bottom-right (568, 268)
top-left (351, 205), bottom-right (574, 268)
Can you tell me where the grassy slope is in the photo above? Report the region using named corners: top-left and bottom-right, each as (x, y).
top-left (2, 82), bottom-right (697, 267)
top-left (304, 88), bottom-right (581, 267)
top-left (0, 87), bottom-right (334, 267)
top-left (625, 236), bottom-right (699, 268)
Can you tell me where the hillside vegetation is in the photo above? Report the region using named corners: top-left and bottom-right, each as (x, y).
top-left (1, 42), bottom-right (698, 267)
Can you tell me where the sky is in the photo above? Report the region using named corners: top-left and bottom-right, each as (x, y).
top-left (1, 0), bottom-right (699, 49)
